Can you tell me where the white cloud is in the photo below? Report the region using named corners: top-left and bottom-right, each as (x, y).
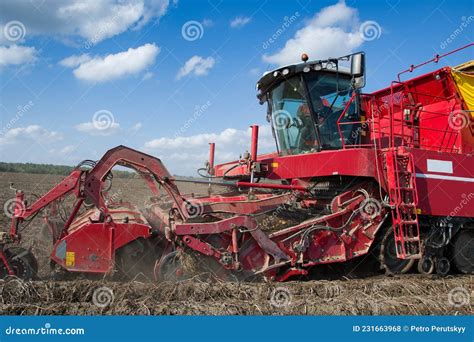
top-left (131, 122), bottom-right (142, 132)
top-left (75, 121), bottom-right (121, 136)
top-left (142, 71), bottom-right (154, 81)
top-left (59, 54), bottom-right (91, 68)
top-left (0, 45), bottom-right (37, 67)
top-left (146, 128), bottom-right (242, 150)
top-left (249, 67), bottom-right (261, 76)
top-left (49, 145), bottom-right (76, 155)
top-left (230, 16), bottom-right (251, 28)
top-left (71, 43), bottom-right (159, 82)
top-left (262, 1), bottom-right (366, 66)
top-left (0, 125), bottom-right (62, 145)
top-left (145, 125), bottom-right (274, 151)
top-left (176, 55), bottom-right (215, 80)
top-left (144, 125), bottom-right (275, 175)
top-left (0, 0), bottom-right (171, 44)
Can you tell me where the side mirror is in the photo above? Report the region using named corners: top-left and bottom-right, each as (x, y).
top-left (351, 52), bottom-right (365, 89)
top-left (351, 52), bottom-right (365, 77)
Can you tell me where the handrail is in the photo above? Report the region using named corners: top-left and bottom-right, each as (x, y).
top-left (337, 84), bottom-right (465, 152)
top-left (397, 43), bottom-right (474, 81)
top-left (336, 92), bottom-right (358, 149)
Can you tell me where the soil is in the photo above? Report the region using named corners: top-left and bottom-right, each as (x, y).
top-left (0, 172), bottom-right (472, 315)
top-left (0, 276), bottom-right (471, 315)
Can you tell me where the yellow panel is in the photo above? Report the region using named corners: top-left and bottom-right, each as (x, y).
top-left (65, 251), bottom-right (75, 266)
top-left (451, 62), bottom-right (474, 112)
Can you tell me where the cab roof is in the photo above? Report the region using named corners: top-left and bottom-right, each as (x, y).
top-left (256, 58), bottom-right (351, 99)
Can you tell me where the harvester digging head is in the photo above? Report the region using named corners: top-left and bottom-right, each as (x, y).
top-left (0, 235), bottom-right (37, 280)
top-left (0, 146), bottom-right (188, 281)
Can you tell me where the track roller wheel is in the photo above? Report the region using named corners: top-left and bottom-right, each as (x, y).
top-left (379, 229), bottom-right (415, 275)
top-left (115, 238), bottom-right (159, 281)
top-left (450, 229), bottom-right (474, 274)
top-left (417, 256), bottom-right (434, 274)
top-left (436, 257), bottom-right (450, 276)
top-left (155, 251), bottom-right (185, 281)
top-left (0, 247), bottom-right (38, 280)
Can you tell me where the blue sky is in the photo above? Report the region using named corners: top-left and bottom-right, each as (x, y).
top-left (0, 0), bottom-right (473, 175)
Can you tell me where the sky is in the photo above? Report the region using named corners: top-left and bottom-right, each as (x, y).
top-left (0, 0), bottom-right (473, 175)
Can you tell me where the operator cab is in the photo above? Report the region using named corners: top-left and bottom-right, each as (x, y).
top-left (257, 52), bottom-right (365, 155)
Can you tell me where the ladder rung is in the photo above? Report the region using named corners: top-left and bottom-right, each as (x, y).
top-left (400, 220), bottom-right (418, 225)
top-left (402, 237), bottom-right (420, 242)
top-left (403, 253), bottom-right (422, 259)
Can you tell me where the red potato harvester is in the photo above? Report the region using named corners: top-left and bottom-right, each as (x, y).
top-left (1, 44), bottom-right (473, 281)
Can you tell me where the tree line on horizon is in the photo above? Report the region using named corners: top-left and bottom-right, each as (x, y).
top-left (0, 162), bottom-right (136, 178)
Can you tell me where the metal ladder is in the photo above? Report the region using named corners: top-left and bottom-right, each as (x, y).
top-left (380, 85), bottom-right (421, 259)
top-left (383, 147), bottom-right (421, 258)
